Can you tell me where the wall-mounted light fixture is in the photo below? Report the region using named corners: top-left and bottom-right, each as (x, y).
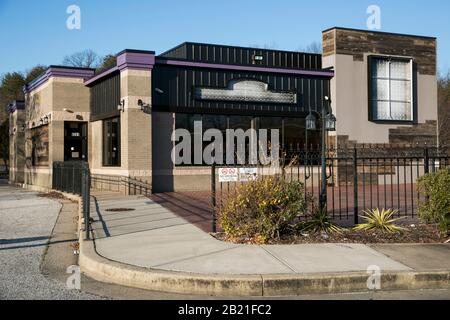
top-left (63, 108), bottom-right (74, 113)
top-left (43, 115), bottom-right (49, 125)
top-left (252, 54), bottom-right (264, 64)
top-left (138, 99), bottom-right (151, 114)
top-left (155, 88), bottom-right (164, 94)
top-left (117, 99), bottom-right (125, 112)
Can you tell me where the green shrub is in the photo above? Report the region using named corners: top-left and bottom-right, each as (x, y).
top-left (298, 207), bottom-right (344, 234)
top-left (218, 176), bottom-right (311, 242)
top-left (417, 168), bottom-right (450, 233)
top-left (354, 208), bottom-right (406, 233)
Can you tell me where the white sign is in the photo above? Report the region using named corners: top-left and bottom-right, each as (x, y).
top-left (218, 168), bottom-right (238, 182)
top-left (239, 168), bottom-right (258, 182)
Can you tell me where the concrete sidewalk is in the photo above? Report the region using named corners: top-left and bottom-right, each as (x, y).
top-left (84, 191), bottom-right (450, 296)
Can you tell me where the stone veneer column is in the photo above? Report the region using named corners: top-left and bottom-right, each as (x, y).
top-left (116, 50), bottom-right (154, 190)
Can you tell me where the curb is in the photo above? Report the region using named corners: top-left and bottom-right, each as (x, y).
top-left (58, 189), bottom-right (448, 297)
top-left (78, 237), bottom-right (450, 297)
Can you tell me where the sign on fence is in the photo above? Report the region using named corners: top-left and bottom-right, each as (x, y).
top-left (218, 168), bottom-right (238, 182)
top-left (239, 168), bottom-right (258, 182)
top-left (218, 167), bottom-right (258, 182)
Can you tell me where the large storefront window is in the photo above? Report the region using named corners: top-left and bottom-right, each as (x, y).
top-left (103, 117), bottom-right (120, 166)
top-left (174, 114), bottom-right (322, 166)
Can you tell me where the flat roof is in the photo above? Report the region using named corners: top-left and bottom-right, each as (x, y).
top-left (323, 27), bottom-right (436, 40)
top-left (159, 41), bottom-right (321, 58)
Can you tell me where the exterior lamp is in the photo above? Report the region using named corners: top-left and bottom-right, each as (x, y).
top-left (306, 112), bottom-right (317, 131)
top-left (138, 99), bottom-right (151, 114)
top-left (325, 113), bottom-right (336, 131)
top-left (117, 99), bottom-right (125, 112)
top-left (318, 95), bottom-right (337, 213)
top-left (43, 115), bottom-right (49, 124)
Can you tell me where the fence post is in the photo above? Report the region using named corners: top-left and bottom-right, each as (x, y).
top-left (424, 147), bottom-right (430, 174)
top-left (211, 163), bottom-right (217, 233)
top-left (353, 148), bottom-right (359, 225)
top-left (72, 164), bottom-right (76, 194)
top-left (82, 163), bottom-right (90, 240)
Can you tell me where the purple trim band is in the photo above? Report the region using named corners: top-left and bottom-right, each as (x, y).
top-left (117, 51), bottom-right (155, 71)
top-left (24, 67), bottom-right (95, 93)
top-left (7, 101), bottom-right (25, 113)
top-left (155, 58), bottom-right (334, 77)
top-left (84, 66), bottom-right (120, 86)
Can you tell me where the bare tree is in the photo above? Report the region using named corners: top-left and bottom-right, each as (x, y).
top-left (298, 41), bottom-right (322, 54)
top-left (62, 49), bottom-right (100, 68)
top-left (438, 71), bottom-right (450, 152)
top-left (96, 54), bottom-right (117, 73)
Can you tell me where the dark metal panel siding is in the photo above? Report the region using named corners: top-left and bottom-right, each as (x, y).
top-left (90, 73), bottom-right (121, 119)
top-left (161, 43), bottom-right (322, 70)
top-left (152, 65), bottom-right (330, 116)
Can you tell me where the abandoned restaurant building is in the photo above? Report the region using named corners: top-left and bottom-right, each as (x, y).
top-left (8, 27), bottom-right (440, 193)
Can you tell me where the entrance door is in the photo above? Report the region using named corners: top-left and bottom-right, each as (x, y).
top-left (64, 122), bottom-right (88, 161)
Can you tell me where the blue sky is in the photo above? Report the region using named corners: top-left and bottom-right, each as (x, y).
top-left (0, 0), bottom-right (449, 75)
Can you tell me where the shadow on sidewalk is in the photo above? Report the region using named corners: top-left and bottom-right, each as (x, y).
top-left (148, 192), bottom-right (214, 233)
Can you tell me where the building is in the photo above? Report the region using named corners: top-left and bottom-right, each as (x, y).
top-left (8, 27), bottom-right (439, 193)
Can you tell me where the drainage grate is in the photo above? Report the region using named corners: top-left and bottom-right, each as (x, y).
top-left (105, 208), bottom-right (136, 212)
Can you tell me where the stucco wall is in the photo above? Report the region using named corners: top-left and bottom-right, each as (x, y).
top-left (322, 28), bottom-right (438, 145)
top-left (323, 54), bottom-right (438, 144)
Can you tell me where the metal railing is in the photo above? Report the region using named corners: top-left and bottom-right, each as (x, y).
top-left (90, 174), bottom-right (152, 195)
top-left (52, 161), bottom-right (90, 239)
top-left (210, 146), bottom-right (450, 230)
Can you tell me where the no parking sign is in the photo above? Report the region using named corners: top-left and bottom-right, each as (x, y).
top-left (218, 168), bottom-right (238, 182)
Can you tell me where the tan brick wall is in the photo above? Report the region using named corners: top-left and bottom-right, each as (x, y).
top-left (23, 77), bottom-right (90, 189)
top-left (8, 110), bottom-right (26, 183)
top-left (89, 69), bottom-right (152, 194)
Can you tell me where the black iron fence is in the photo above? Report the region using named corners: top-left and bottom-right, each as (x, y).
top-left (52, 161), bottom-right (90, 239)
top-left (210, 146), bottom-right (450, 229)
top-left (91, 174), bottom-right (152, 195)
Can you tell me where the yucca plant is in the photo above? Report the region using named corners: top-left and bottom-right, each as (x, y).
top-left (354, 208), bottom-right (406, 233)
top-left (298, 207), bottom-right (345, 234)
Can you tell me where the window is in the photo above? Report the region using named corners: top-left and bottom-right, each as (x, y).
top-left (174, 114), bottom-right (323, 166)
top-left (103, 117), bottom-right (120, 166)
top-left (64, 122), bottom-right (87, 161)
top-left (370, 57), bottom-right (413, 121)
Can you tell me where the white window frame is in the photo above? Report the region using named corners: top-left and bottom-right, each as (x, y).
top-left (369, 56), bottom-right (414, 122)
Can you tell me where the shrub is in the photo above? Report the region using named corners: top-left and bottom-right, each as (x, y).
top-left (218, 176), bottom-right (311, 242)
top-left (354, 208), bottom-right (406, 233)
top-left (417, 168), bottom-right (450, 233)
top-left (298, 207), bottom-right (344, 234)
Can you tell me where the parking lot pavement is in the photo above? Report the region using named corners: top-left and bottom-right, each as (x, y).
top-left (0, 184), bottom-right (101, 300)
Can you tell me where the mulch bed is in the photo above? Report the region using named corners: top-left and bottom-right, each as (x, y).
top-left (213, 224), bottom-right (449, 245)
top-left (37, 192), bottom-right (67, 200)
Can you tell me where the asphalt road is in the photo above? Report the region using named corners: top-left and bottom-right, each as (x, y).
top-left (0, 181), bottom-right (449, 300)
top-left (0, 182), bottom-right (100, 300)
